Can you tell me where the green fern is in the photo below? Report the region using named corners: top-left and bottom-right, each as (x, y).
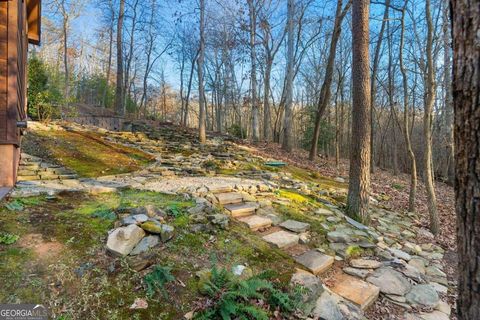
top-left (194, 266), bottom-right (299, 319)
top-left (144, 265), bottom-right (175, 298)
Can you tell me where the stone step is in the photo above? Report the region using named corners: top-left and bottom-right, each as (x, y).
top-left (208, 185), bottom-right (233, 193)
top-left (215, 192), bottom-right (243, 205)
top-left (237, 215), bottom-right (272, 231)
top-left (294, 250), bottom-right (334, 275)
top-left (262, 230), bottom-right (299, 248)
top-left (224, 202), bottom-right (258, 217)
top-left (330, 273), bottom-right (380, 310)
top-left (17, 175), bottom-right (41, 181)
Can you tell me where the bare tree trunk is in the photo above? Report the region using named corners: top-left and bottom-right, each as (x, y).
top-left (346, 0), bottom-right (371, 223)
top-left (184, 55), bottom-right (196, 127)
top-left (424, 0), bottom-right (439, 235)
top-left (61, 1), bottom-right (70, 117)
top-left (282, 0), bottom-right (295, 151)
top-left (102, 18), bottom-right (114, 109)
top-left (451, 1), bottom-right (480, 318)
top-left (114, 0), bottom-right (125, 116)
top-left (198, 0), bottom-right (206, 144)
top-left (443, 0), bottom-right (454, 184)
top-left (248, 0), bottom-right (260, 142)
top-left (309, 0), bottom-right (351, 159)
top-left (399, 2), bottom-right (417, 213)
top-left (263, 57), bottom-right (272, 141)
top-left (369, 0), bottom-right (389, 173)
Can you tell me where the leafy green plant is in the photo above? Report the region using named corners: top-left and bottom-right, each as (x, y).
top-left (166, 204), bottom-right (182, 218)
top-left (0, 233), bottom-right (20, 245)
top-left (144, 265), bottom-right (176, 298)
top-left (4, 200), bottom-right (24, 211)
top-left (392, 183), bottom-right (405, 190)
top-left (345, 245), bottom-right (363, 258)
top-left (91, 208), bottom-right (116, 220)
top-left (194, 266), bottom-right (299, 320)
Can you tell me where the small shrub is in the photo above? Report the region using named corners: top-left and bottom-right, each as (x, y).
top-left (203, 160), bottom-right (220, 170)
top-left (392, 183), bottom-right (405, 190)
top-left (0, 233), bottom-right (20, 245)
top-left (227, 124), bottom-right (246, 139)
top-left (144, 265), bottom-right (176, 298)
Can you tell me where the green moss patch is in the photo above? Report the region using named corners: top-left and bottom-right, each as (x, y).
top-left (23, 129), bottom-right (154, 177)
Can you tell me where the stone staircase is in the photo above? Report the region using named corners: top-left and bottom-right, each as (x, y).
top-left (208, 187), bottom-right (381, 316)
top-left (17, 153), bottom-right (78, 182)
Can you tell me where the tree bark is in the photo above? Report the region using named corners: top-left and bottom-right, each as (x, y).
top-left (424, 0), bottom-right (439, 235)
top-left (346, 0), bottom-right (371, 223)
top-left (248, 0), bottom-right (260, 142)
top-left (399, 2), bottom-right (417, 213)
top-left (451, 0), bottom-right (480, 318)
top-left (282, 0), bottom-right (295, 152)
top-left (198, 0), bottom-right (206, 144)
top-left (114, 0), bottom-right (125, 116)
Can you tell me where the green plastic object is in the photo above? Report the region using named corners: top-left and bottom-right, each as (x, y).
top-left (264, 161), bottom-right (286, 167)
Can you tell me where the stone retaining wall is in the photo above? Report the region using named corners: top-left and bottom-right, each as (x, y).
top-left (67, 116), bottom-right (126, 131)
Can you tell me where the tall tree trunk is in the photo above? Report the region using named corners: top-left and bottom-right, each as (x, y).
top-left (443, 0), bottom-right (454, 183)
top-left (346, 0), bottom-right (371, 223)
top-left (263, 57), bottom-right (272, 141)
top-left (184, 55), bottom-right (196, 127)
top-left (114, 0), bottom-right (125, 116)
top-left (451, 0), bottom-right (480, 318)
top-left (248, 0), bottom-right (260, 142)
top-left (282, 0), bottom-right (295, 151)
top-left (424, 0), bottom-right (439, 234)
top-left (198, 0), bottom-right (206, 144)
top-left (62, 13), bottom-right (69, 116)
top-left (399, 2), bottom-right (417, 212)
top-left (309, 0), bottom-right (351, 160)
top-left (369, 0), bottom-right (389, 173)
top-left (102, 21), bottom-right (114, 109)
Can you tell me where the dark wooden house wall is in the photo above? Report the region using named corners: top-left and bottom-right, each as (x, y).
top-left (0, 0), bottom-right (27, 146)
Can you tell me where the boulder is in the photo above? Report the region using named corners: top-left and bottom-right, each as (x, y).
top-left (140, 221), bottom-right (175, 242)
top-left (312, 291), bottom-right (344, 320)
top-left (130, 235), bottom-right (160, 255)
top-left (121, 214), bottom-right (149, 225)
top-left (107, 225), bottom-right (145, 256)
top-left (290, 271), bottom-right (323, 315)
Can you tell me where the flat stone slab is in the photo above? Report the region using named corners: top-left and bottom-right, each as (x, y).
top-left (208, 185), bottom-right (233, 193)
top-left (343, 267), bottom-right (371, 279)
top-left (350, 259), bottom-right (382, 269)
top-left (331, 273), bottom-right (380, 310)
top-left (225, 202), bottom-right (258, 217)
top-left (238, 215), bottom-right (272, 231)
top-left (216, 192), bottom-right (243, 205)
top-left (406, 284), bottom-right (439, 308)
top-left (366, 267), bottom-right (412, 295)
top-left (294, 250), bottom-right (334, 275)
top-left (262, 230), bottom-right (299, 248)
top-left (280, 219), bottom-right (310, 233)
